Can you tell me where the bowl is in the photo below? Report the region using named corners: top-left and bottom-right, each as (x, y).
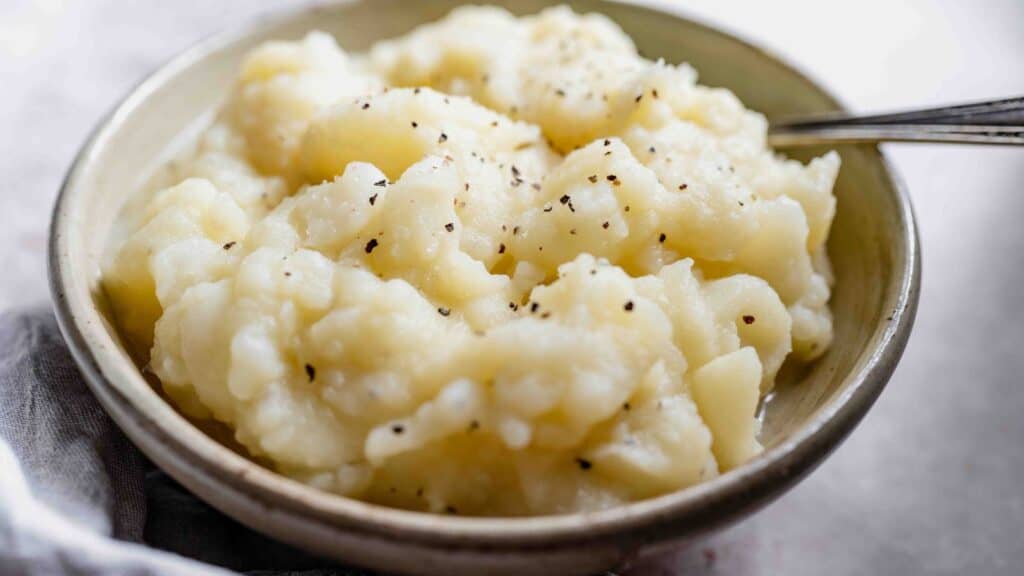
top-left (47, 1), bottom-right (920, 574)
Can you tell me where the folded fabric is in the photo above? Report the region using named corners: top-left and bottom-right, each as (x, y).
top-left (0, 306), bottom-right (365, 576)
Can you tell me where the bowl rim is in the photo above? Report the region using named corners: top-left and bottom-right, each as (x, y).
top-left (48, 0), bottom-right (920, 552)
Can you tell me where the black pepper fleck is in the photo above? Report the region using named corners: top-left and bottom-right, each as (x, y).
top-left (304, 364), bottom-right (316, 381)
top-left (742, 315), bottom-right (756, 325)
top-left (438, 307), bottom-right (451, 317)
top-left (361, 102), bottom-right (370, 110)
top-left (222, 241), bottom-right (236, 250)
top-left (374, 179), bottom-right (387, 187)
top-left (602, 221), bottom-right (610, 229)
top-left (624, 301), bottom-right (635, 312)
top-left (576, 458), bottom-right (593, 471)
top-left (364, 239), bottom-right (378, 254)
top-left (438, 132), bottom-right (448, 143)
top-left (559, 194), bottom-right (575, 212)
top-left (530, 302), bottom-right (540, 313)
top-left (369, 193), bottom-right (378, 206)
top-left (678, 183), bottom-right (688, 191)
top-left (445, 222), bottom-right (455, 232)
top-left (391, 424), bottom-right (405, 434)
top-left (659, 233), bottom-right (666, 243)
top-left (411, 121), bottom-right (418, 128)
top-left (498, 243), bottom-right (506, 254)
top-left (588, 175), bottom-right (598, 183)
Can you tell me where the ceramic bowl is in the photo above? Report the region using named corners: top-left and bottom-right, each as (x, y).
top-left (48, 1), bottom-right (920, 574)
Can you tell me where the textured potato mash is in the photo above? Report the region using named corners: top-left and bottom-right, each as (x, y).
top-left (104, 6), bottom-right (839, 516)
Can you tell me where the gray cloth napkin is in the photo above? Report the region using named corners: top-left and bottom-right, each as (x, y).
top-left (0, 306), bottom-right (369, 576)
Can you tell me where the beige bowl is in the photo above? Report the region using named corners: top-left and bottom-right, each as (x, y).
top-left (48, 1), bottom-right (920, 574)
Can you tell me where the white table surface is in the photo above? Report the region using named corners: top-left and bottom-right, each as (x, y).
top-left (2, 1), bottom-right (1022, 574)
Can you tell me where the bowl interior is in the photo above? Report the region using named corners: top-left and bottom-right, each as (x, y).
top-left (55, 0), bottom-right (912, 537)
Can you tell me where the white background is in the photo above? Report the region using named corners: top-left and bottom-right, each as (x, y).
top-left (1, 1), bottom-right (1022, 574)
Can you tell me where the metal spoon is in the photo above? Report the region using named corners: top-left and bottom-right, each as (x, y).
top-left (768, 96), bottom-right (1024, 147)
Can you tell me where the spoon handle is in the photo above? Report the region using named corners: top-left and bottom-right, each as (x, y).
top-left (768, 96), bottom-right (1024, 146)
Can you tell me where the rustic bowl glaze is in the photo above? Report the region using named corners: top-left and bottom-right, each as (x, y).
top-left (48, 1), bottom-right (920, 574)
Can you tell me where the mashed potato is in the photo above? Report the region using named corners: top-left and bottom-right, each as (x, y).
top-left (103, 6), bottom-right (839, 516)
